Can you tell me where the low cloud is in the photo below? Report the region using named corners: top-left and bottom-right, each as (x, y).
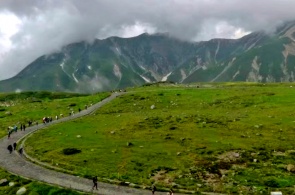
top-left (0, 0), bottom-right (295, 80)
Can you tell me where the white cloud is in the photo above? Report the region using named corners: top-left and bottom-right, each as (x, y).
top-left (120, 22), bottom-right (156, 38)
top-left (0, 0), bottom-right (295, 80)
top-left (0, 11), bottom-right (21, 53)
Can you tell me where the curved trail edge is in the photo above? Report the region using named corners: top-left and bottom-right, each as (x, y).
top-left (0, 92), bottom-right (188, 195)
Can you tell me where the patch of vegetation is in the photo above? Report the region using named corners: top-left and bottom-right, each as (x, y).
top-left (0, 168), bottom-right (85, 195)
top-left (0, 91), bottom-right (110, 138)
top-left (62, 148), bottom-right (81, 155)
top-left (0, 91), bottom-right (110, 194)
top-left (13, 83), bottom-right (295, 194)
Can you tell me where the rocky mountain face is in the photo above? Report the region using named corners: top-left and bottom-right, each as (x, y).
top-left (1, 21), bottom-right (295, 93)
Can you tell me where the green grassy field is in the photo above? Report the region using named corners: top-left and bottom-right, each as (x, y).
top-left (0, 168), bottom-right (83, 195)
top-left (0, 91), bottom-right (111, 138)
top-left (23, 83), bottom-right (295, 194)
top-left (0, 91), bottom-right (110, 195)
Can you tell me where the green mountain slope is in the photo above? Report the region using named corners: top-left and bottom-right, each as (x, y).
top-left (1, 22), bottom-right (295, 93)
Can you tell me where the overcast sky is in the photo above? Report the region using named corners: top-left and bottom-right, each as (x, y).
top-left (0, 0), bottom-right (295, 80)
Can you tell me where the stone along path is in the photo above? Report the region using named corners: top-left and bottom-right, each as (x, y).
top-left (0, 93), bottom-right (183, 195)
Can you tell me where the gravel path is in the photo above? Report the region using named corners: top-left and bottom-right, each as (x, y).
top-left (0, 93), bottom-right (185, 195)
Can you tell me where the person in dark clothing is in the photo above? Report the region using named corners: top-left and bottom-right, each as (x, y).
top-left (151, 183), bottom-right (157, 194)
top-left (19, 148), bottom-right (23, 156)
top-left (13, 142), bottom-right (16, 150)
top-left (7, 145), bottom-right (13, 154)
top-left (92, 176), bottom-right (98, 190)
top-left (20, 124), bottom-right (23, 131)
top-left (23, 124), bottom-right (26, 131)
top-left (169, 188), bottom-right (174, 195)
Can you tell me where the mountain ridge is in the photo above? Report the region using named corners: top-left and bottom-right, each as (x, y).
top-left (0, 22), bottom-right (295, 93)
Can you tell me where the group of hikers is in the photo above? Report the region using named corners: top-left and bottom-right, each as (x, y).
top-left (7, 123), bottom-right (28, 139)
top-left (7, 142), bottom-right (23, 156)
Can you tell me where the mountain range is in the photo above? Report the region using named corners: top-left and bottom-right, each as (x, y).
top-left (1, 21), bottom-right (295, 93)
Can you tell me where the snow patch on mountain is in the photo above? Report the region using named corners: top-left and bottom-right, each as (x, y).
top-left (211, 57), bottom-right (236, 82)
top-left (113, 64), bottom-right (122, 79)
top-left (72, 73), bottom-right (79, 83)
top-left (59, 59), bottom-right (71, 78)
top-left (247, 56), bottom-right (262, 82)
top-left (140, 75), bottom-right (151, 82)
top-left (139, 65), bottom-right (147, 71)
top-left (180, 69), bottom-right (187, 81)
top-left (161, 72), bottom-right (172, 81)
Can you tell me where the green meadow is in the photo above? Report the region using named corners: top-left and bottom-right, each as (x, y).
top-left (0, 91), bottom-right (110, 138)
top-left (0, 91), bottom-right (110, 195)
top-left (21, 83), bottom-right (295, 194)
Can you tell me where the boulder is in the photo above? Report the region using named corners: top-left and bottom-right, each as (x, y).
top-left (127, 142), bottom-right (133, 147)
top-left (287, 164), bottom-right (295, 172)
top-left (16, 187), bottom-right (27, 195)
top-left (9, 182), bottom-right (15, 187)
top-left (0, 178), bottom-right (8, 186)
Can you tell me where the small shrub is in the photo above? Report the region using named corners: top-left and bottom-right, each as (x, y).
top-left (170, 126), bottom-right (177, 130)
top-left (69, 103), bottom-right (77, 107)
top-left (264, 177), bottom-right (280, 187)
top-left (62, 148), bottom-right (81, 155)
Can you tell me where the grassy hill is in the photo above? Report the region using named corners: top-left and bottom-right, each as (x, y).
top-left (0, 91), bottom-right (110, 195)
top-left (16, 83), bottom-right (295, 194)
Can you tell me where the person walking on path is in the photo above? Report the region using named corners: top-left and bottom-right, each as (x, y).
top-left (13, 142), bottom-right (17, 150)
top-left (7, 130), bottom-right (11, 139)
top-left (92, 176), bottom-right (98, 190)
top-left (151, 183), bottom-right (157, 194)
top-left (23, 124), bottom-right (26, 131)
top-left (7, 145), bottom-right (13, 154)
top-left (169, 188), bottom-right (174, 195)
top-left (18, 148), bottom-right (23, 156)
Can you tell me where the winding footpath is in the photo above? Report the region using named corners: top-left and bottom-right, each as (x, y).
top-left (0, 93), bottom-right (184, 195)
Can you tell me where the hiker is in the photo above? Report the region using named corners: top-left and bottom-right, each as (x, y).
top-left (19, 148), bottom-right (23, 156)
top-left (13, 125), bottom-right (17, 132)
top-left (13, 142), bottom-right (16, 150)
top-left (7, 145), bottom-right (13, 154)
top-left (23, 124), bottom-right (26, 131)
top-left (92, 176), bottom-right (98, 190)
top-left (7, 130), bottom-right (11, 139)
top-left (20, 124), bottom-right (23, 131)
top-left (151, 183), bottom-right (157, 194)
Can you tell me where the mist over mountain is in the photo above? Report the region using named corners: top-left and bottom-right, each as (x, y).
top-left (0, 21), bottom-right (295, 93)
